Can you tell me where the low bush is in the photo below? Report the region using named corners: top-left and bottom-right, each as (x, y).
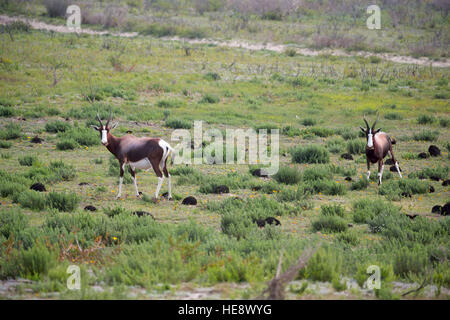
top-left (409, 166), bottom-right (448, 181)
top-left (291, 145), bottom-right (330, 164)
top-left (347, 139), bottom-right (366, 155)
top-left (56, 138), bottom-right (78, 150)
top-left (0, 122), bottom-right (21, 140)
top-left (326, 137), bottom-right (345, 154)
top-left (18, 155), bottom-right (38, 167)
top-left (165, 119), bottom-right (192, 129)
top-left (272, 166), bottom-right (301, 185)
top-left (17, 190), bottom-right (46, 211)
top-left (352, 198), bottom-right (400, 224)
top-left (199, 93), bottom-right (220, 104)
top-left (321, 204), bottom-right (346, 217)
top-left (379, 179), bottom-right (429, 200)
top-left (417, 114), bottom-right (435, 125)
top-left (46, 191), bottom-right (79, 212)
top-left (45, 121), bottom-right (71, 133)
top-left (413, 130), bottom-right (439, 142)
top-left (312, 214), bottom-right (348, 233)
top-left (303, 180), bottom-right (346, 195)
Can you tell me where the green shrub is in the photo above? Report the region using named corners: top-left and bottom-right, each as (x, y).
top-left (20, 244), bottom-right (58, 280)
top-left (301, 247), bottom-right (342, 282)
top-left (204, 72), bottom-right (221, 81)
top-left (312, 215), bottom-right (348, 233)
top-left (46, 191), bottom-right (79, 212)
top-left (0, 106), bottom-right (15, 117)
top-left (18, 155), bottom-right (38, 167)
top-left (45, 120), bottom-right (71, 133)
top-left (379, 179), bottom-right (429, 200)
top-left (302, 165), bottom-right (333, 181)
top-left (347, 139), bottom-right (366, 155)
top-left (321, 204), bottom-right (345, 217)
top-left (384, 113), bottom-right (403, 120)
top-left (355, 262), bottom-right (395, 288)
top-left (156, 99), bottom-right (184, 108)
top-left (409, 166), bottom-right (448, 181)
top-left (0, 122), bottom-right (21, 140)
top-left (336, 230), bottom-right (360, 246)
top-left (0, 140), bottom-right (12, 148)
top-left (326, 137), bottom-right (345, 153)
top-left (303, 179), bottom-right (346, 195)
top-left (273, 166), bottom-right (301, 185)
top-left (17, 190), bottom-right (46, 211)
top-left (337, 128), bottom-right (357, 140)
top-left (49, 160), bottom-right (76, 181)
top-left (59, 127), bottom-right (98, 146)
top-left (307, 127), bottom-right (335, 137)
top-left (413, 130), bottom-right (439, 142)
top-left (56, 138), bottom-right (78, 150)
top-left (301, 118), bottom-right (317, 126)
top-left (439, 118), bottom-right (449, 128)
top-left (291, 145), bottom-right (330, 164)
top-left (165, 119), bottom-right (192, 129)
top-left (352, 198), bottom-right (400, 224)
top-left (171, 166), bottom-right (195, 176)
top-left (199, 93), bottom-right (220, 104)
top-left (104, 206), bottom-right (128, 218)
top-left (417, 114), bottom-right (435, 125)
top-left (351, 178), bottom-right (369, 190)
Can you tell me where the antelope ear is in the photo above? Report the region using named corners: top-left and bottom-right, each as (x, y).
top-left (91, 125), bottom-right (100, 130)
top-left (359, 126), bottom-right (366, 133)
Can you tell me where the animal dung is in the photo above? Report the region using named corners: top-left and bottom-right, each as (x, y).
top-left (389, 165), bottom-right (401, 172)
top-left (431, 205), bottom-right (442, 214)
top-left (30, 182), bottom-right (46, 192)
top-left (251, 186), bottom-right (262, 191)
top-left (442, 180), bottom-right (450, 186)
top-left (256, 217), bottom-right (281, 228)
top-left (84, 205), bottom-right (97, 212)
top-left (345, 176), bottom-right (352, 182)
top-left (161, 192), bottom-right (169, 198)
top-left (251, 168), bottom-right (269, 178)
top-left (132, 211), bottom-right (155, 219)
top-left (347, 223), bottom-right (353, 228)
top-left (429, 185), bottom-right (435, 193)
top-left (341, 153), bottom-right (353, 160)
top-left (406, 214), bottom-right (418, 220)
top-left (214, 185), bottom-right (230, 194)
top-left (428, 145), bottom-right (441, 157)
top-left (418, 152), bottom-right (429, 159)
top-left (385, 159), bottom-right (395, 165)
top-left (78, 182), bottom-right (89, 186)
top-left (442, 203), bottom-right (450, 216)
top-left (182, 196), bottom-right (197, 205)
top-left (401, 191), bottom-right (411, 198)
top-left (30, 136), bottom-right (43, 143)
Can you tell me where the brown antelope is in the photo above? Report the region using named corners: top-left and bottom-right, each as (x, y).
top-left (360, 116), bottom-right (402, 185)
top-left (92, 111), bottom-right (174, 200)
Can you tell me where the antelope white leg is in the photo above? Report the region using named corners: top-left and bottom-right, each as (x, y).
top-left (366, 171), bottom-right (371, 180)
top-left (167, 174), bottom-right (172, 199)
top-left (132, 175), bottom-right (139, 197)
top-left (155, 176), bottom-right (164, 199)
top-left (116, 177), bottom-right (123, 199)
top-left (395, 161), bottom-right (402, 178)
top-left (378, 165), bottom-right (384, 185)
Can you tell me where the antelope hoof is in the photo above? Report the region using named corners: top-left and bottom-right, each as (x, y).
top-left (116, 194), bottom-right (121, 199)
top-left (168, 196), bottom-right (173, 201)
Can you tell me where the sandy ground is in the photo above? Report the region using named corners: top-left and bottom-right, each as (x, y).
top-left (1, 14), bottom-right (449, 68)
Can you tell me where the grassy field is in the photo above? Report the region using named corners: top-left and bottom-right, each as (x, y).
top-left (0, 8), bottom-right (449, 299)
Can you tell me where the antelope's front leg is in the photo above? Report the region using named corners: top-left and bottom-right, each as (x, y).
top-left (366, 158), bottom-right (371, 180)
top-left (377, 160), bottom-right (384, 185)
top-left (116, 162), bottom-right (125, 199)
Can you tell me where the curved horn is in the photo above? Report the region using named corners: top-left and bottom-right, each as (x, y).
top-left (106, 109), bottom-right (112, 128)
top-left (371, 114), bottom-right (379, 131)
top-left (96, 112), bottom-right (103, 127)
top-left (363, 115), bottom-right (370, 131)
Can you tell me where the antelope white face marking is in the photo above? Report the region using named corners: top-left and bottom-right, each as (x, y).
top-left (367, 129), bottom-right (374, 148)
top-left (101, 129), bottom-right (108, 145)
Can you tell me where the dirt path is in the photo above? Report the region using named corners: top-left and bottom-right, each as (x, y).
top-left (1, 14), bottom-right (449, 68)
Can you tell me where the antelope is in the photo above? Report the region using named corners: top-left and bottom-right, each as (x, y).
top-left (92, 111), bottom-right (174, 200)
top-left (360, 116), bottom-right (402, 185)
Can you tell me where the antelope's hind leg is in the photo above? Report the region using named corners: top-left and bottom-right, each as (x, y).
top-left (366, 158), bottom-right (371, 180)
top-left (377, 160), bottom-right (384, 185)
top-left (389, 150), bottom-right (402, 179)
top-left (129, 166), bottom-right (140, 197)
top-left (150, 158), bottom-right (164, 200)
top-left (162, 157), bottom-right (172, 200)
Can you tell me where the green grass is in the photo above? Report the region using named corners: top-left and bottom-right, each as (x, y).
top-left (291, 145), bottom-right (330, 164)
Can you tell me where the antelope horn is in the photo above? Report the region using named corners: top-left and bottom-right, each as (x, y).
top-left (106, 109), bottom-right (112, 128)
top-left (372, 114), bottom-right (379, 131)
top-left (363, 115), bottom-right (369, 131)
top-left (96, 112), bottom-right (103, 127)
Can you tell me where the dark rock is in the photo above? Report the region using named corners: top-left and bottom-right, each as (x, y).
top-left (161, 192), bottom-right (169, 198)
top-left (348, 223), bottom-right (353, 228)
top-left (345, 177), bottom-right (352, 182)
top-left (429, 186), bottom-right (435, 193)
top-left (430, 175), bottom-right (440, 181)
top-left (84, 205), bottom-right (97, 212)
top-left (78, 182), bottom-right (89, 186)
top-left (390, 165), bottom-right (401, 172)
top-left (442, 180), bottom-right (450, 186)
top-left (256, 219), bottom-right (266, 228)
top-left (265, 217), bottom-right (281, 226)
top-left (428, 145), bottom-right (441, 157)
top-left (30, 136), bottom-right (43, 143)
top-left (132, 211), bottom-right (155, 219)
top-left (182, 196), bottom-right (197, 205)
top-left (401, 192), bottom-right (411, 198)
top-left (214, 185), bottom-right (230, 194)
top-left (341, 153), bottom-right (353, 160)
top-left (431, 205), bottom-right (442, 214)
top-left (30, 182), bottom-right (46, 192)
top-left (406, 214), bottom-right (418, 220)
top-left (126, 130), bottom-right (133, 134)
top-left (418, 152), bottom-right (429, 159)
top-left (442, 203), bottom-right (450, 216)
top-left (251, 168), bottom-right (269, 178)
top-left (251, 186), bottom-right (262, 191)
top-left (385, 159), bottom-right (395, 165)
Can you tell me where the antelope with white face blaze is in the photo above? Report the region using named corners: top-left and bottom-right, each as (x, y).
top-left (360, 116), bottom-right (402, 185)
top-left (92, 111), bottom-right (174, 200)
